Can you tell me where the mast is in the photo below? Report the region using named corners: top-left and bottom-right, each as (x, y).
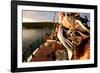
top-left (52, 12), bottom-right (56, 31)
top-left (50, 12), bottom-right (57, 40)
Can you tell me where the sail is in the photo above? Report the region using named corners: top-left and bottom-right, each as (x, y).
top-left (57, 25), bottom-right (73, 60)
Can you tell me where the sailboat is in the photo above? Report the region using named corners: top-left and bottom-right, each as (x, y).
top-left (24, 12), bottom-right (90, 62)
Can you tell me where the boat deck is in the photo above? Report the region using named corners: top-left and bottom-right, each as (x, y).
top-left (30, 40), bottom-right (90, 62)
top-left (30, 44), bottom-right (53, 62)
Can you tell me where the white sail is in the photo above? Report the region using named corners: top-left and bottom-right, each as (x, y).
top-left (75, 20), bottom-right (89, 33)
top-left (57, 25), bottom-right (73, 60)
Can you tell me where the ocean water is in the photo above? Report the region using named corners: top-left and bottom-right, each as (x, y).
top-left (22, 28), bottom-right (51, 49)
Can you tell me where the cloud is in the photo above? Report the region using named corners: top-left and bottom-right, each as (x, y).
top-left (22, 10), bottom-right (57, 22)
top-left (23, 17), bottom-right (38, 22)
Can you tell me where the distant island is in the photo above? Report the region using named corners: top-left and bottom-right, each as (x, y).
top-left (23, 22), bottom-right (59, 29)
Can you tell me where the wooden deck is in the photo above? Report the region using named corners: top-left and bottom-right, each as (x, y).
top-left (30, 42), bottom-right (54, 62)
top-left (30, 40), bottom-right (90, 62)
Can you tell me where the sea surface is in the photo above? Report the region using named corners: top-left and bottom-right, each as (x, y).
top-left (22, 28), bottom-right (51, 49)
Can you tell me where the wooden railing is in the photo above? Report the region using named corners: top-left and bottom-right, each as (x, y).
top-left (22, 37), bottom-right (44, 62)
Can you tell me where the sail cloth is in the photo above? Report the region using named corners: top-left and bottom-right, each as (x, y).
top-left (57, 12), bottom-right (90, 60)
top-left (57, 21), bottom-right (89, 60)
top-left (75, 20), bottom-right (89, 33)
top-left (57, 25), bottom-right (73, 60)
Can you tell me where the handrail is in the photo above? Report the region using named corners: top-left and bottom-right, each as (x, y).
top-left (22, 37), bottom-right (44, 62)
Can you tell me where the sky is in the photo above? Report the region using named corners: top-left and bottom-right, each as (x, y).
top-left (22, 10), bottom-right (90, 25)
top-left (22, 10), bottom-right (58, 22)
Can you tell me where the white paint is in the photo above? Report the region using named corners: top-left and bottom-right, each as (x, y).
top-left (32, 48), bottom-right (39, 55)
top-left (27, 55), bottom-right (32, 62)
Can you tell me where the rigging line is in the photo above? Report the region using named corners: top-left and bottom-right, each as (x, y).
top-left (50, 12), bottom-right (57, 39)
top-left (53, 12), bottom-right (57, 31)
